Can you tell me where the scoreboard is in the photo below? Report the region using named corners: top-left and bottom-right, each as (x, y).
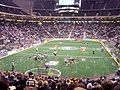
top-left (56, 0), bottom-right (82, 13)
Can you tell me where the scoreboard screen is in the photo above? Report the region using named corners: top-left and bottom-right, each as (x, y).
top-left (56, 0), bottom-right (82, 13)
top-left (59, 0), bottom-right (75, 5)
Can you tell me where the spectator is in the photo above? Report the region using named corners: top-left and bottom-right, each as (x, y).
top-left (0, 79), bottom-right (9, 90)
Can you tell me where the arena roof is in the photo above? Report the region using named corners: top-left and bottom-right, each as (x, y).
top-left (0, 0), bottom-right (120, 16)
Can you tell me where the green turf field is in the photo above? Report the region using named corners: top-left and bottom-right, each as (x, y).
top-left (0, 40), bottom-right (118, 77)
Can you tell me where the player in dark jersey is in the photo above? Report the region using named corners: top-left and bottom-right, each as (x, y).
top-left (53, 49), bottom-right (57, 56)
top-left (45, 63), bottom-right (50, 70)
top-left (11, 60), bottom-right (15, 72)
top-left (101, 47), bottom-right (104, 52)
top-left (93, 49), bottom-right (95, 54)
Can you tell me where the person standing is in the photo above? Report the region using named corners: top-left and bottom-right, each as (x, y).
top-left (101, 47), bottom-right (104, 52)
top-left (93, 49), bottom-right (95, 54)
top-left (35, 48), bottom-right (39, 54)
top-left (53, 49), bottom-right (57, 57)
top-left (11, 60), bottom-right (15, 72)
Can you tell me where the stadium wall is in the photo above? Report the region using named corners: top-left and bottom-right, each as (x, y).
top-left (0, 41), bottom-right (41, 59)
top-left (100, 41), bottom-right (120, 67)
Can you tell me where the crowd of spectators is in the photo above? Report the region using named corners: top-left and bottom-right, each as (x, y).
top-left (0, 21), bottom-right (119, 56)
top-left (0, 22), bottom-right (50, 52)
top-left (0, 71), bottom-right (120, 90)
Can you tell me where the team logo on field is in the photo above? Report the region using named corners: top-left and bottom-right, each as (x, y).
top-left (50, 46), bottom-right (78, 50)
top-left (58, 47), bottom-right (78, 50)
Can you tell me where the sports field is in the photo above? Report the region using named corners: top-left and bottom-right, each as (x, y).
top-left (0, 40), bottom-right (118, 77)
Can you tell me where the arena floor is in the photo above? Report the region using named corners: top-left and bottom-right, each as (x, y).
top-left (0, 40), bottom-right (118, 77)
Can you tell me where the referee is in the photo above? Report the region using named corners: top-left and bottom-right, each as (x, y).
top-left (11, 60), bottom-right (15, 72)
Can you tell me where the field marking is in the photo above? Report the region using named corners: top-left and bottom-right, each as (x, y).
top-left (25, 68), bottom-right (61, 77)
top-left (100, 41), bottom-right (120, 66)
top-left (46, 43), bottom-right (101, 46)
top-left (34, 46), bottom-right (104, 52)
top-left (39, 46), bottom-right (102, 49)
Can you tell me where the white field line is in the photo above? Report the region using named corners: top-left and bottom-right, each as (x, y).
top-left (100, 41), bottom-right (120, 66)
top-left (25, 68), bottom-right (61, 77)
